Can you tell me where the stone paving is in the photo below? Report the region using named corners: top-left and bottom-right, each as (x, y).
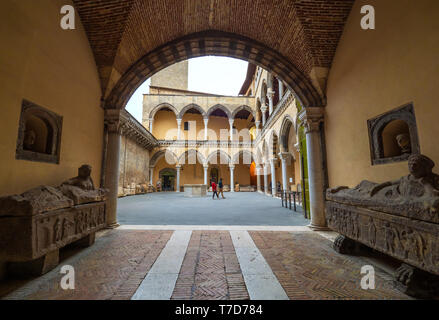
top-left (1, 228), bottom-right (412, 300)
top-left (117, 192), bottom-right (308, 226)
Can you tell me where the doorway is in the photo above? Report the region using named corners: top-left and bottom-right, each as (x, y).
top-left (160, 168), bottom-right (176, 191)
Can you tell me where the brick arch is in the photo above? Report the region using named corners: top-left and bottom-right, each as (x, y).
top-left (206, 104), bottom-right (232, 120)
top-left (178, 103), bottom-right (207, 119)
top-left (232, 105), bottom-right (255, 120)
top-left (105, 31), bottom-right (325, 110)
top-left (149, 103), bottom-right (179, 120)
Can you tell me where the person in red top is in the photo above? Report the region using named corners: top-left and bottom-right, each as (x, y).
top-left (211, 180), bottom-right (219, 199)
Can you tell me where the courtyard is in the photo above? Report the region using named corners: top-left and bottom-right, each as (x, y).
top-left (1, 193), bottom-right (412, 300)
top-left (117, 192), bottom-right (307, 226)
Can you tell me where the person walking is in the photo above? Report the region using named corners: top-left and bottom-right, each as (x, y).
top-left (211, 180), bottom-right (219, 199)
top-left (218, 178), bottom-right (226, 199)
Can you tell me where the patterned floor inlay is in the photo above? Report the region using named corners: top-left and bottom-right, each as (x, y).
top-left (249, 231), bottom-right (412, 300)
top-left (2, 230), bottom-right (173, 300)
top-left (171, 231), bottom-right (249, 300)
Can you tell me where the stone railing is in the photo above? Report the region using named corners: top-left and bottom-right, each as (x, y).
top-left (157, 140), bottom-right (254, 148)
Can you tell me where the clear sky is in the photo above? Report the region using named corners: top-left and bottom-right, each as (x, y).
top-left (125, 56), bottom-right (248, 122)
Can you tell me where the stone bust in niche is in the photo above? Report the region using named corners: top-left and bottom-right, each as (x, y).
top-left (396, 133), bottom-right (411, 155)
top-left (60, 165), bottom-right (107, 204)
top-left (23, 128), bottom-right (37, 151)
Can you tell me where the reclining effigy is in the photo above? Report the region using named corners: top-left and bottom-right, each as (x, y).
top-left (326, 154), bottom-right (439, 298)
top-left (0, 165), bottom-right (107, 276)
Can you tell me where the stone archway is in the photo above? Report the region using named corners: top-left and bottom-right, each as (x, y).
top-left (104, 31), bottom-right (326, 110)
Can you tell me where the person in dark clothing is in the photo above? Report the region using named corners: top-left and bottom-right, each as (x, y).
top-left (211, 180), bottom-right (219, 199)
top-left (218, 178), bottom-right (226, 199)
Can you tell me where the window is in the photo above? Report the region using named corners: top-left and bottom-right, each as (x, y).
top-left (367, 103), bottom-right (420, 165)
top-left (184, 121), bottom-right (189, 131)
top-left (16, 99), bottom-right (63, 164)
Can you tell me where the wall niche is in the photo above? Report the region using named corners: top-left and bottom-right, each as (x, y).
top-left (367, 103), bottom-right (420, 165)
top-left (16, 99), bottom-right (63, 164)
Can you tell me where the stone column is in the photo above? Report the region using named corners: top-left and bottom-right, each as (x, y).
top-left (230, 165), bottom-right (235, 192)
top-left (279, 153), bottom-right (289, 192)
top-left (267, 89), bottom-right (274, 115)
top-left (261, 106), bottom-right (267, 126)
top-left (270, 158), bottom-right (277, 196)
top-left (278, 79), bottom-right (284, 99)
top-left (256, 165), bottom-right (262, 192)
top-left (204, 118), bottom-right (209, 140)
top-left (298, 107), bottom-right (328, 230)
top-left (149, 118), bottom-right (153, 133)
top-left (176, 165), bottom-right (181, 192)
top-left (177, 118), bottom-right (182, 140)
top-left (203, 164), bottom-right (208, 185)
top-left (229, 119), bottom-right (235, 141)
top-left (104, 109), bottom-right (123, 229)
top-left (255, 121), bottom-right (261, 137)
top-left (149, 167), bottom-right (154, 185)
top-left (263, 163), bottom-right (269, 194)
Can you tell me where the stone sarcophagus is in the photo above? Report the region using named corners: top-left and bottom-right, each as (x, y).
top-left (326, 154), bottom-right (439, 298)
top-left (0, 165), bottom-right (107, 276)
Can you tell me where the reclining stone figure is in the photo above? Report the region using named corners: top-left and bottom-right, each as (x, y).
top-left (60, 164), bottom-right (107, 205)
top-left (327, 154), bottom-right (439, 223)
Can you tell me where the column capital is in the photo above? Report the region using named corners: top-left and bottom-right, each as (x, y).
top-left (105, 109), bottom-right (125, 134)
top-left (228, 118), bottom-right (234, 125)
top-left (229, 165), bottom-right (235, 169)
top-left (298, 107), bottom-right (324, 133)
top-left (270, 157), bottom-right (277, 163)
top-left (267, 89), bottom-right (275, 98)
top-left (278, 152), bottom-right (289, 161)
top-left (294, 142), bottom-right (301, 153)
top-left (149, 166), bottom-right (155, 170)
top-left (176, 165), bottom-right (182, 170)
top-left (176, 118), bottom-right (182, 125)
top-left (203, 164), bottom-right (209, 169)
top-left (203, 118), bottom-right (209, 124)
top-left (260, 105), bottom-right (268, 112)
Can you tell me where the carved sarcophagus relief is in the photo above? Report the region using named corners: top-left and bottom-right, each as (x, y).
top-left (0, 165), bottom-right (107, 275)
top-left (326, 154), bottom-right (439, 297)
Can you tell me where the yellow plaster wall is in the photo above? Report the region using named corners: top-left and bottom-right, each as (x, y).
top-left (325, 0), bottom-right (439, 187)
top-left (153, 110), bottom-right (178, 139)
top-left (0, 0), bottom-right (103, 196)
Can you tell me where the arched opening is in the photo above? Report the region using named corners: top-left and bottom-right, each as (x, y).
top-left (233, 107), bottom-right (254, 142)
top-left (159, 168), bottom-right (176, 192)
top-left (150, 105), bottom-right (178, 140)
top-left (206, 106), bottom-right (231, 141)
top-left (207, 150), bottom-right (231, 190)
top-left (233, 151), bottom-right (256, 191)
top-left (181, 107), bottom-right (204, 141)
top-left (179, 150), bottom-right (206, 191)
top-left (104, 32), bottom-right (325, 111)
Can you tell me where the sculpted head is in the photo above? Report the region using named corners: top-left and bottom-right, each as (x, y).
top-left (78, 165), bottom-right (92, 179)
top-left (408, 154), bottom-right (434, 178)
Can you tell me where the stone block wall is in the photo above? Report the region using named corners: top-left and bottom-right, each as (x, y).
top-left (118, 135), bottom-right (151, 197)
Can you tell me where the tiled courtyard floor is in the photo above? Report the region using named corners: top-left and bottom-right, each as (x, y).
top-left (1, 228), bottom-right (411, 300)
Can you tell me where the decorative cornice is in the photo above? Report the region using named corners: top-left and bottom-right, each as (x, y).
top-left (105, 109), bottom-right (158, 150)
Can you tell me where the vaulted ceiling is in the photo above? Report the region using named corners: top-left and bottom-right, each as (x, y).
top-left (73, 0), bottom-right (355, 107)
